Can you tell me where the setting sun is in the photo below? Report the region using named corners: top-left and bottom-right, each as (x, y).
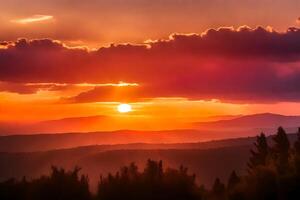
top-left (117, 104), bottom-right (132, 113)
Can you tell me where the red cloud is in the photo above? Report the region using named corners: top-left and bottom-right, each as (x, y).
top-left (1, 27), bottom-right (300, 102)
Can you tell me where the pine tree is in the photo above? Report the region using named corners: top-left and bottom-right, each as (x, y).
top-left (272, 127), bottom-right (290, 174)
top-left (294, 128), bottom-right (300, 155)
top-left (227, 171), bottom-right (240, 190)
top-left (293, 128), bottom-right (300, 173)
top-left (247, 133), bottom-right (269, 171)
top-left (212, 178), bottom-right (225, 199)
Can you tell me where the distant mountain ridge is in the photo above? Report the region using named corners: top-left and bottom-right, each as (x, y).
top-left (193, 113), bottom-right (300, 130)
top-left (1, 113), bottom-right (300, 135)
top-left (0, 113), bottom-right (300, 152)
top-left (0, 129), bottom-right (244, 152)
top-left (0, 115), bottom-right (110, 134)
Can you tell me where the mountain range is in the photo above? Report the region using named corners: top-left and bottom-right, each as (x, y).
top-left (0, 113), bottom-right (300, 152)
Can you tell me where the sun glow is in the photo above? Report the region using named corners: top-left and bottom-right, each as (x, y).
top-left (117, 104), bottom-right (132, 113)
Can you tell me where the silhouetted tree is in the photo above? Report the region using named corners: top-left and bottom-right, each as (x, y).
top-left (144, 159), bottom-right (163, 181)
top-left (97, 160), bottom-right (201, 200)
top-left (37, 166), bottom-right (90, 200)
top-left (247, 133), bottom-right (269, 171)
top-left (0, 166), bottom-right (91, 200)
top-left (295, 128), bottom-right (300, 152)
top-left (293, 128), bottom-right (300, 173)
top-left (246, 167), bottom-right (278, 200)
top-left (227, 171), bottom-right (240, 190)
top-left (211, 178), bottom-right (225, 200)
top-left (226, 171), bottom-right (244, 200)
top-left (272, 127), bottom-right (290, 173)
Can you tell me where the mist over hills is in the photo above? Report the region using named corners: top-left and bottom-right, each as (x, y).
top-left (2, 113), bottom-right (300, 136)
top-left (0, 143), bottom-right (251, 190)
top-left (1, 112), bottom-right (300, 191)
top-left (0, 115), bottom-right (110, 134)
top-left (0, 133), bottom-right (298, 190)
top-left (0, 113), bottom-right (300, 152)
top-left (0, 129), bottom-right (238, 152)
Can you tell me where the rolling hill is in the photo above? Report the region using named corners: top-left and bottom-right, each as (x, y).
top-left (0, 129), bottom-right (255, 152)
top-left (0, 144), bottom-right (251, 190)
top-left (1, 113), bottom-right (300, 152)
top-left (192, 113), bottom-right (300, 131)
top-left (0, 133), bottom-right (298, 191)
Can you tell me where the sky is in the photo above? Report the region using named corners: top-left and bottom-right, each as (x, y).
top-left (1, 0), bottom-right (300, 132)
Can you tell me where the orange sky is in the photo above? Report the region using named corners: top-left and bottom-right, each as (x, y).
top-left (1, 0), bottom-right (300, 133)
top-left (1, 86), bottom-right (300, 121)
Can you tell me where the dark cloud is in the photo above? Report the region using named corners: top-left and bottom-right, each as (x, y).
top-left (2, 27), bottom-right (300, 102)
top-left (0, 82), bottom-right (40, 94)
top-left (0, 81), bottom-right (70, 94)
top-left (63, 86), bottom-right (142, 103)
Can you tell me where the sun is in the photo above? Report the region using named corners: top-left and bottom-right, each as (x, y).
top-left (117, 103), bottom-right (132, 113)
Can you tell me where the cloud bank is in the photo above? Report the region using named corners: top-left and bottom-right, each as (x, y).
top-left (1, 27), bottom-right (300, 103)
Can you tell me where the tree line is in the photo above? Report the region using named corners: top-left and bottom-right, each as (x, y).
top-left (1, 127), bottom-right (300, 200)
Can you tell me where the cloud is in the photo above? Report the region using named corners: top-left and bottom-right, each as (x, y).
top-left (0, 81), bottom-right (70, 94)
top-left (11, 15), bottom-right (53, 24)
top-left (0, 81), bottom-right (138, 95)
top-left (0, 81), bottom-right (40, 94)
top-left (2, 26), bottom-right (300, 102)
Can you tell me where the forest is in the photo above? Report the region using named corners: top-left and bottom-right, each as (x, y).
top-left (1, 127), bottom-right (300, 200)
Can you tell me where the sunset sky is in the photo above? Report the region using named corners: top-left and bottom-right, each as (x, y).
top-left (1, 0), bottom-right (300, 132)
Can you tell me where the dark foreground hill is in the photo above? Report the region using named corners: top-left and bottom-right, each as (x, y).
top-left (2, 128), bottom-right (300, 200)
top-left (0, 145), bottom-right (250, 190)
